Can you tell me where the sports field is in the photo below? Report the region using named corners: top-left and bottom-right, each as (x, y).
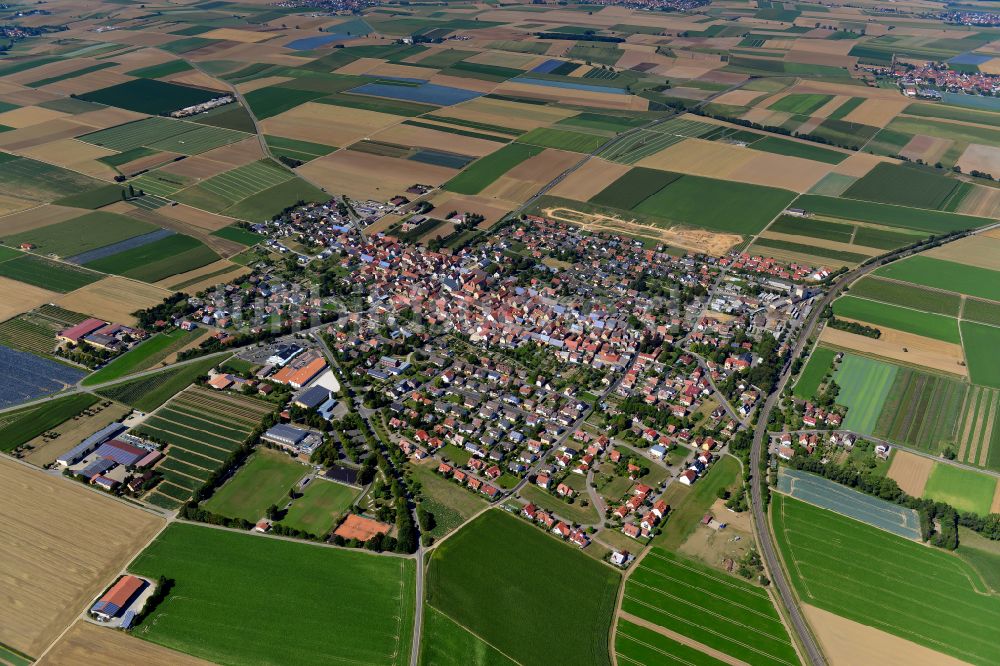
top-left (773, 494), bottom-right (1000, 665)
top-left (129, 523), bottom-right (415, 665)
top-left (794, 346), bottom-right (836, 400)
top-left (833, 353), bottom-right (898, 434)
top-left (279, 479), bottom-right (359, 535)
top-left (960, 321), bottom-right (1000, 390)
top-left (832, 295), bottom-right (961, 344)
top-left (426, 510), bottom-right (620, 666)
top-left (204, 449), bottom-right (307, 522)
top-left (872, 367), bottom-right (965, 455)
top-left (777, 468), bottom-right (921, 539)
top-left (619, 549), bottom-right (798, 666)
top-left (921, 463), bottom-right (998, 515)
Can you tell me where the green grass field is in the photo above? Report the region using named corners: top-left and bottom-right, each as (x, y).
top-left (443, 143), bottom-right (544, 195)
top-left (773, 494), bottom-right (1000, 665)
top-left (518, 127), bottom-right (605, 153)
top-left (963, 298), bottom-right (1000, 326)
top-left (265, 134), bottom-right (337, 162)
top-left (211, 225), bottom-right (263, 246)
top-left (419, 605), bottom-right (516, 666)
top-left (175, 160), bottom-right (293, 213)
top-left (85, 234), bottom-right (219, 283)
top-left (426, 510), bottom-right (619, 666)
top-left (82, 329), bottom-right (202, 386)
top-left (0, 393), bottom-right (98, 451)
top-left (80, 117), bottom-right (247, 155)
top-left (834, 353), bottom-right (898, 434)
top-left (1, 211), bottom-right (156, 258)
top-left (279, 479), bottom-right (358, 535)
top-left (922, 463), bottom-right (997, 515)
top-left (832, 295), bottom-right (961, 343)
top-left (79, 78), bottom-right (222, 115)
top-left (768, 93), bottom-right (834, 115)
top-left (874, 256), bottom-right (1000, 302)
top-left (751, 237), bottom-right (868, 264)
top-left (653, 455), bottom-right (740, 550)
top-left (634, 174), bottom-right (795, 235)
top-left (842, 163), bottom-right (965, 210)
top-left (0, 154), bottom-right (106, 203)
top-left (847, 276), bottom-right (961, 316)
top-left (960, 321), bottom-right (1000, 390)
top-left (873, 367), bottom-right (966, 455)
top-left (0, 255), bottom-right (101, 292)
top-left (590, 167), bottom-right (680, 210)
top-left (204, 449), bottom-right (307, 522)
top-left (749, 136), bottom-right (847, 164)
top-left (794, 346), bottom-right (836, 399)
top-left (620, 549), bottom-right (797, 666)
top-left (408, 462), bottom-right (486, 539)
top-left (129, 523), bottom-right (415, 665)
top-left (794, 194), bottom-right (987, 233)
top-left (223, 177), bottom-right (329, 222)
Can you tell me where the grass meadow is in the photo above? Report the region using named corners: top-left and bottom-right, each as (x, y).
top-left (619, 549), bottom-right (797, 666)
top-left (279, 479), bottom-right (358, 535)
top-left (922, 463), bottom-right (997, 515)
top-left (793, 346), bottom-right (836, 399)
top-left (425, 510), bottom-right (620, 666)
top-left (0, 255), bottom-right (101, 292)
top-left (875, 256), bottom-right (1000, 302)
top-left (842, 163), bottom-right (966, 211)
top-left (653, 455), bottom-right (740, 550)
top-left (962, 321), bottom-right (1000, 389)
top-left (832, 295), bottom-right (961, 344)
top-left (834, 353), bottom-right (897, 434)
top-left (129, 523), bottom-right (415, 665)
top-left (794, 195), bottom-right (987, 234)
top-left (82, 329), bottom-right (202, 386)
top-left (773, 495), bottom-right (1000, 665)
top-left (443, 143), bottom-right (544, 195)
top-left (418, 605), bottom-right (516, 666)
top-left (847, 277), bottom-right (961, 316)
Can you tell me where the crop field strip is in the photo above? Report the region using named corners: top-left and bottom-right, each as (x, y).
top-left (954, 386), bottom-right (1000, 467)
top-left (773, 494), bottom-right (1000, 665)
top-left (616, 619), bottom-right (728, 666)
top-left (0, 254), bottom-right (102, 293)
top-left (832, 295), bottom-right (961, 344)
top-left (0, 305), bottom-right (88, 357)
top-left (136, 387), bottom-right (272, 508)
top-left (834, 353), bottom-right (898, 435)
top-left (619, 549), bottom-right (798, 666)
top-left (599, 118), bottom-right (717, 164)
top-left (872, 367), bottom-right (966, 456)
top-left (777, 468), bottom-right (921, 539)
top-left (79, 117), bottom-right (248, 154)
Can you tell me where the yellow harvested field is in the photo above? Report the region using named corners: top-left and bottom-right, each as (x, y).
top-left (332, 57), bottom-right (385, 76)
top-left (17, 138), bottom-right (117, 177)
top-left (427, 73), bottom-right (497, 93)
top-left (425, 193), bottom-right (512, 227)
top-left (39, 620), bottom-right (211, 666)
top-left (494, 80), bottom-right (648, 111)
top-left (165, 70), bottom-right (228, 92)
top-left (712, 89), bottom-right (764, 106)
top-left (156, 202), bottom-right (239, 232)
top-left (201, 27), bottom-right (273, 42)
top-left (0, 457), bottom-right (164, 657)
top-left (887, 450), bottom-right (934, 497)
top-left (236, 75), bottom-right (292, 93)
top-left (843, 99), bottom-right (911, 128)
top-left (0, 204), bottom-right (84, 235)
top-left (71, 106), bottom-right (146, 130)
top-left (464, 50), bottom-right (537, 69)
top-left (0, 276), bottom-right (57, 322)
top-left (54, 276), bottom-right (171, 326)
top-left (924, 234), bottom-right (1000, 271)
top-left (542, 205), bottom-right (741, 256)
top-left (298, 150), bottom-right (457, 201)
top-left (0, 193), bottom-right (36, 216)
top-left (832, 152), bottom-right (890, 178)
top-left (157, 153), bottom-right (233, 181)
top-left (481, 148), bottom-right (580, 204)
top-left (367, 62), bottom-right (440, 80)
top-left (958, 143), bottom-right (1000, 176)
top-left (195, 137), bottom-right (265, 167)
top-left (819, 325), bottom-right (967, 377)
top-left (444, 96), bottom-right (576, 131)
top-left (372, 123), bottom-right (501, 157)
top-left (979, 57), bottom-right (1000, 75)
top-left (548, 157), bottom-right (631, 201)
top-left (40, 70), bottom-right (132, 97)
top-left (955, 183), bottom-right (1000, 219)
top-left (899, 134), bottom-right (952, 165)
top-left (116, 151), bottom-right (179, 176)
top-left (259, 102), bottom-right (403, 146)
top-left (803, 604), bottom-right (968, 666)
top-left (0, 105), bottom-right (67, 128)
top-left (637, 138), bottom-right (829, 192)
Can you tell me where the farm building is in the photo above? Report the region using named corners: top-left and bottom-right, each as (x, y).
top-left (93, 439), bottom-right (148, 467)
top-left (56, 423), bottom-right (127, 467)
top-left (90, 575), bottom-right (146, 622)
top-left (272, 353), bottom-right (327, 389)
top-left (58, 318), bottom-right (107, 344)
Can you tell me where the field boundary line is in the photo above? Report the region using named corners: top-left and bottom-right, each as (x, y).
top-left (617, 612), bottom-right (750, 666)
top-left (424, 603), bottom-right (525, 666)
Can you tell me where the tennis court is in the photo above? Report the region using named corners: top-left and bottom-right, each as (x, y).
top-left (777, 468), bottom-right (921, 540)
